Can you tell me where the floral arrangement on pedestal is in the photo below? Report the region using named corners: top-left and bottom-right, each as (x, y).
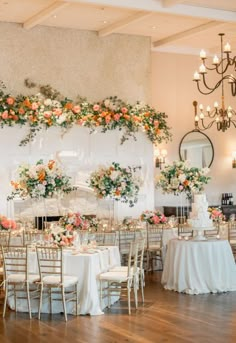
top-left (0, 80), bottom-right (172, 146)
top-left (208, 207), bottom-right (224, 222)
top-left (156, 160), bottom-right (211, 199)
top-left (140, 210), bottom-right (167, 225)
top-left (0, 215), bottom-right (17, 230)
top-left (7, 159), bottom-right (75, 200)
top-left (59, 211), bottom-right (87, 231)
top-left (88, 162), bottom-right (142, 207)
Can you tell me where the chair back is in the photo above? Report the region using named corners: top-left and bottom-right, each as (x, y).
top-left (119, 231), bottom-right (136, 255)
top-left (104, 232), bottom-right (117, 246)
top-left (36, 246), bottom-right (63, 284)
top-left (177, 217), bottom-right (193, 237)
top-left (91, 232), bottom-right (105, 245)
top-left (0, 231), bottom-right (11, 247)
top-left (136, 238), bottom-right (145, 271)
top-left (23, 230), bottom-right (43, 246)
top-left (127, 241), bottom-right (139, 278)
top-left (1, 245), bottom-right (28, 281)
top-left (146, 225), bottom-right (163, 250)
top-left (228, 221), bottom-right (236, 243)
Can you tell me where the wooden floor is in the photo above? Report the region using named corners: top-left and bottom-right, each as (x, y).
top-left (1, 272), bottom-right (236, 343)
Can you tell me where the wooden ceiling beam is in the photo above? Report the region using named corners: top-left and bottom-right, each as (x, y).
top-left (152, 21), bottom-right (224, 47)
top-left (161, 0), bottom-right (186, 7)
top-left (98, 11), bottom-right (151, 37)
top-left (23, 1), bottom-right (69, 30)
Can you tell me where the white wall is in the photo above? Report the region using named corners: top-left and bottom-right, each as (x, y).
top-left (151, 52), bottom-right (236, 207)
top-left (0, 23), bottom-right (154, 220)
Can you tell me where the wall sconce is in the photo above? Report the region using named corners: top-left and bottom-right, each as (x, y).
top-left (154, 148), bottom-right (167, 169)
top-left (232, 152), bottom-right (236, 168)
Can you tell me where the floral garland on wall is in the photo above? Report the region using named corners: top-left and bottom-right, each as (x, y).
top-left (0, 80), bottom-right (172, 146)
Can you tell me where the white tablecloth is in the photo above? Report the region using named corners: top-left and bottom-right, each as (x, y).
top-left (162, 239), bottom-right (236, 294)
top-left (8, 246), bottom-right (120, 315)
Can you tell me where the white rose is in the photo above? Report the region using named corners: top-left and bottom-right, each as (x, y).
top-left (44, 99), bottom-right (52, 106)
top-left (57, 114), bottom-right (67, 124)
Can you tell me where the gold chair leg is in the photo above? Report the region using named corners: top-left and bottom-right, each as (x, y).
top-left (38, 284), bottom-right (43, 320)
top-left (26, 283), bottom-right (32, 319)
top-left (3, 282), bottom-right (8, 318)
top-left (61, 286), bottom-right (67, 322)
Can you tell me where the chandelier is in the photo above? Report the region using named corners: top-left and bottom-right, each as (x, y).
top-left (193, 33), bottom-right (236, 132)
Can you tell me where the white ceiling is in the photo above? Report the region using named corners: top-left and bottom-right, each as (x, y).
top-left (1, 0), bottom-right (236, 55)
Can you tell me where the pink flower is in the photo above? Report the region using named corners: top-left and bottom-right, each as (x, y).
top-left (93, 104), bottom-right (100, 111)
top-left (44, 111), bottom-right (52, 118)
top-left (2, 111), bottom-right (8, 119)
top-left (19, 108), bottom-right (25, 115)
top-left (121, 107), bottom-right (128, 114)
top-left (73, 105), bottom-right (81, 114)
top-left (6, 97), bottom-right (14, 105)
top-left (179, 185), bottom-right (184, 190)
top-left (105, 115), bottom-right (111, 124)
top-left (31, 102), bottom-right (39, 110)
top-left (53, 108), bottom-right (62, 116)
top-left (154, 120), bottom-right (159, 127)
top-left (153, 215), bottom-right (160, 224)
top-left (113, 113), bottom-right (121, 121)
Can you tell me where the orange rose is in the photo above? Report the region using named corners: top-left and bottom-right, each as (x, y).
top-left (38, 170), bottom-right (46, 182)
top-left (48, 160), bottom-right (55, 170)
top-left (64, 102), bottom-right (73, 110)
top-left (23, 99), bottom-right (32, 108)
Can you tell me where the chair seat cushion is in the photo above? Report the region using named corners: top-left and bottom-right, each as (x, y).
top-left (42, 275), bottom-right (78, 287)
top-left (7, 273), bottom-right (40, 283)
top-left (109, 266), bottom-right (139, 274)
top-left (99, 271), bottom-right (130, 282)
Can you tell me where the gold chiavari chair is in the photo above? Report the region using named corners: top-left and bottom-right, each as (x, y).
top-left (23, 230), bottom-right (43, 246)
top-left (99, 241), bottom-right (139, 315)
top-left (109, 238), bottom-right (146, 304)
top-left (228, 221), bottom-right (236, 259)
top-left (36, 246), bottom-right (79, 321)
top-left (1, 245), bottom-right (40, 318)
top-left (146, 224), bottom-right (164, 272)
top-left (177, 216), bottom-right (193, 238)
top-left (0, 231), bottom-right (11, 291)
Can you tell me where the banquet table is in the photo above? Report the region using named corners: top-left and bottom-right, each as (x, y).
top-left (162, 238), bottom-right (236, 294)
top-left (8, 246), bottom-right (120, 315)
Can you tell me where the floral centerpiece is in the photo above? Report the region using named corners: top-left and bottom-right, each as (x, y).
top-left (88, 162), bottom-right (142, 207)
top-left (0, 215), bottom-right (17, 230)
top-left (0, 80), bottom-right (172, 146)
top-left (208, 207), bottom-right (224, 222)
top-left (7, 159), bottom-right (75, 200)
top-left (50, 225), bottom-right (77, 247)
top-left (85, 217), bottom-right (100, 231)
top-left (140, 210), bottom-right (167, 225)
top-left (122, 218), bottom-right (140, 230)
top-left (59, 211), bottom-right (87, 230)
top-left (156, 160), bottom-right (211, 199)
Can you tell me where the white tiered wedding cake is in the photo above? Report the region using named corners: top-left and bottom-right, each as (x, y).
top-left (188, 193), bottom-right (213, 240)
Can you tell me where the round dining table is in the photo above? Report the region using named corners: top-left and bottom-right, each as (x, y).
top-left (162, 238), bottom-right (236, 294)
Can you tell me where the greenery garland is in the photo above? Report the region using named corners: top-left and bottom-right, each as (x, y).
top-left (0, 81), bottom-right (172, 146)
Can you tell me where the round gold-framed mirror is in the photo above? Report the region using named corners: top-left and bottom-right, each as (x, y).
top-left (179, 130), bottom-right (214, 168)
